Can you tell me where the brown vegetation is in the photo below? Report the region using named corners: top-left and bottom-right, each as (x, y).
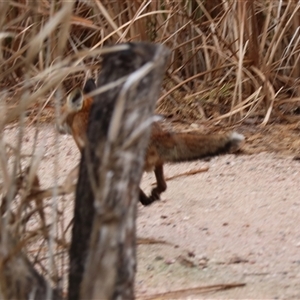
top-left (1, 1), bottom-right (300, 125)
top-left (0, 0), bottom-right (299, 298)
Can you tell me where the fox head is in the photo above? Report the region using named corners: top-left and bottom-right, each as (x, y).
top-left (56, 78), bottom-right (96, 149)
top-left (57, 77), bottom-right (164, 150)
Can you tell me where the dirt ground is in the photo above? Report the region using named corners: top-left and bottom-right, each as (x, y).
top-left (3, 121), bottom-right (300, 299)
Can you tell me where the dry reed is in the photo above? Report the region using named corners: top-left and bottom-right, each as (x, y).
top-left (0, 0), bottom-right (299, 298)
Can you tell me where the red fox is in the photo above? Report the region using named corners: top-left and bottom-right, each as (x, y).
top-left (57, 78), bottom-right (244, 205)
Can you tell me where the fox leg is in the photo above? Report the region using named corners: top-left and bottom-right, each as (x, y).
top-left (139, 188), bottom-right (155, 206)
top-left (138, 165), bottom-right (167, 206)
top-left (139, 185), bottom-right (163, 206)
top-left (150, 164), bottom-right (167, 200)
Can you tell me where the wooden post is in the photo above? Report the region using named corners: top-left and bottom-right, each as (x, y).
top-left (68, 43), bottom-right (170, 300)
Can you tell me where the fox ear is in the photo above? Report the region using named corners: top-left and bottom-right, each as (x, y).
top-left (67, 88), bottom-right (84, 112)
top-left (83, 78), bottom-right (96, 94)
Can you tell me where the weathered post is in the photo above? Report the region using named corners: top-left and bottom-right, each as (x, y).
top-left (68, 43), bottom-right (170, 300)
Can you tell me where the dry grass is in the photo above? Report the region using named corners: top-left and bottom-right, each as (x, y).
top-left (2, 1), bottom-right (300, 126)
top-left (0, 0), bottom-right (300, 298)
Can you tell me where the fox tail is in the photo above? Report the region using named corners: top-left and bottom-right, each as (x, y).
top-left (155, 130), bottom-right (244, 163)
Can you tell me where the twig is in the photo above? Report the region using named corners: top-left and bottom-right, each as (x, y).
top-left (138, 283), bottom-right (246, 300)
top-left (151, 166), bottom-right (209, 186)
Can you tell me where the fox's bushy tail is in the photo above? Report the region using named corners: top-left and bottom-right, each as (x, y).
top-left (153, 130), bottom-right (244, 163)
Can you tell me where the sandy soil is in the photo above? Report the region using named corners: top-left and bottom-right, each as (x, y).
top-left (2, 122), bottom-right (300, 299)
top-left (137, 153), bottom-right (300, 299)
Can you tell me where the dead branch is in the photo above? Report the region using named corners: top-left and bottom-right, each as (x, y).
top-left (138, 283), bottom-right (246, 300)
top-left (0, 225), bottom-right (62, 300)
top-left (150, 166), bottom-right (209, 186)
top-left (68, 42), bottom-right (170, 300)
